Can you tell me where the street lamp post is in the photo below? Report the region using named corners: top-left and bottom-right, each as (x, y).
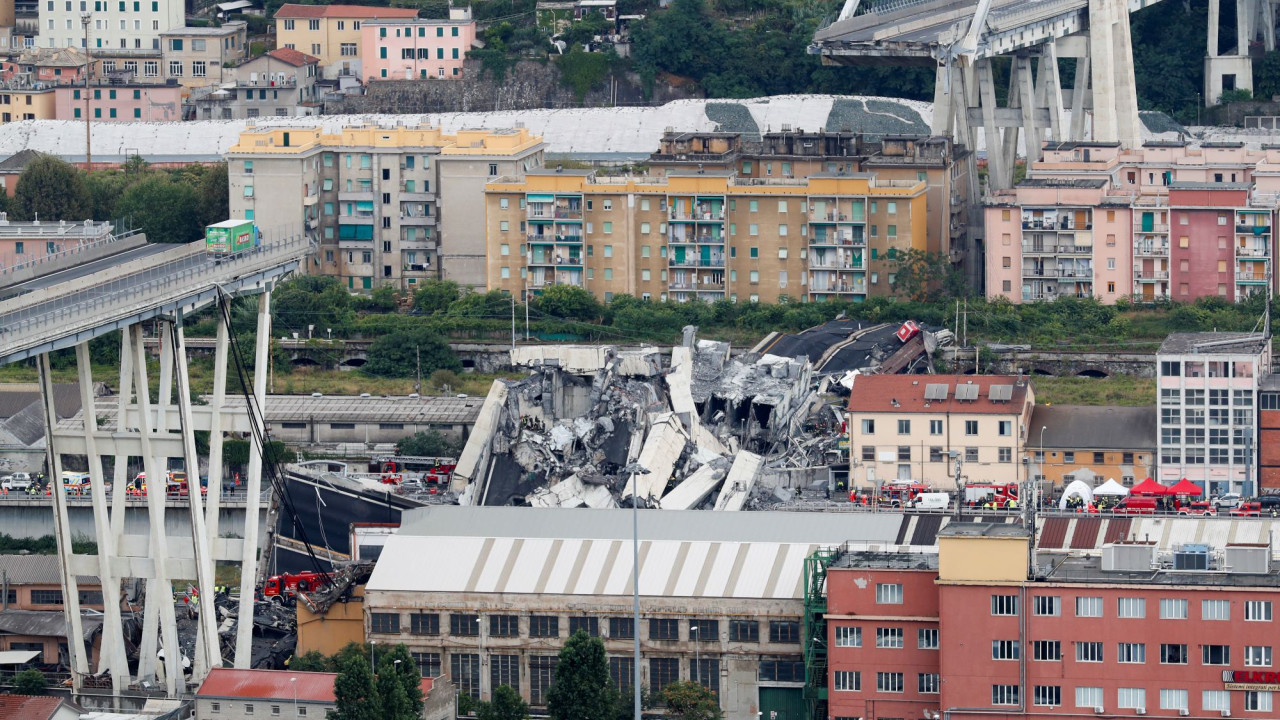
top-left (624, 460), bottom-right (651, 720)
top-left (476, 617), bottom-right (483, 700)
top-left (80, 12), bottom-right (91, 168)
top-left (370, 640), bottom-right (376, 676)
top-left (290, 677), bottom-right (297, 720)
top-left (690, 625), bottom-right (700, 686)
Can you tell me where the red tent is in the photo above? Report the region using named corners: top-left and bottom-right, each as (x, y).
top-left (1131, 478), bottom-right (1172, 496)
top-left (1167, 479), bottom-right (1203, 496)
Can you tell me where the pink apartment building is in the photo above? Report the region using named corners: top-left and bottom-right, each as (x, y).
top-left (53, 82), bottom-right (183, 121)
top-left (985, 141), bottom-right (1280, 303)
top-left (361, 8), bottom-right (476, 81)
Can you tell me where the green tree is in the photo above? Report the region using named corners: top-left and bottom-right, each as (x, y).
top-left (396, 430), bottom-right (460, 457)
top-left (196, 163), bottom-right (231, 228)
top-left (375, 644), bottom-right (425, 720)
top-left (413, 279), bottom-right (462, 315)
top-left (222, 438), bottom-right (295, 470)
top-left (890, 249), bottom-right (965, 302)
top-left (364, 328), bottom-right (462, 378)
top-left (115, 173), bottom-right (203, 243)
top-left (547, 630), bottom-right (614, 720)
top-left (273, 276), bottom-right (354, 338)
top-left (479, 684), bottom-right (530, 720)
top-left (533, 283), bottom-right (603, 322)
top-left (331, 652), bottom-right (382, 720)
top-left (13, 155), bottom-right (91, 221)
top-left (660, 681), bottom-right (721, 720)
top-left (83, 170), bottom-right (131, 221)
top-left (290, 650), bottom-right (331, 672)
top-left (14, 668), bottom-right (48, 696)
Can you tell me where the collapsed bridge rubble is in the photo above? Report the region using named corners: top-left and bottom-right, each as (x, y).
top-left (449, 322), bottom-right (948, 512)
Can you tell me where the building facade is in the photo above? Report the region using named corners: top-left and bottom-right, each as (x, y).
top-left (53, 80), bottom-right (181, 120)
top-left (158, 21), bottom-right (247, 89)
top-left (0, 88), bottom-right (54, 122)
top-left (845, 374), bottom-right (1035, 489)
top-left (191, 47), bottom-right (318, 120)
top-left (273, 3), bottom-right (419, 79)
top-left (360, 8), bottom-right (476, 81)
top-left (1156, 332), bottom-right (1270, 496)
top-left (985, 141), bottom-right (1280, 304)
top-left (227, 123), bottom-right (544, 291)
top-left (1027, 405), bottom-right (1157, 488)
top-left (484, 169), bottom-right (927, 303)
top-left (40, 0), bottom-right (183, 50)
top-left (822, 522), bottom-right (1280, 720)
top-left (0, 218), bottom-right (116, 268)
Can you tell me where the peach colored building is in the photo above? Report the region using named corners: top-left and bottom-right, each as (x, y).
top-left (53, 81), bottom-right (182, 121)
top-left (361, 7), bottom-right (476, 81)
top-left (985, 141), bottom-right (1280, 303)
top-left (274, 3), bottom-right (419, 79)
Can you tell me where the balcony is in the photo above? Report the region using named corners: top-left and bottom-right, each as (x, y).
top-left (338, 190), bottom-right (374, 201)
top-left (1237, 245), bottom-right (1270, 258)
top-left (1134, 270), bottom-right (1170, 281)
top-left (399, 191), bottom-right (436, 202)
top-left (809, 261), bottom-right (863, 271)
top-left (399, 214), bottom-right (436, 226)
top-left (529, 256), bottom-right (583, 267)
top-left (1022, 218), bottom-right (1092, 231)
top-left (808, 212), bottom-right (859, 223)
top-left (809, 285), bottom-right (865, 295)
top-left (527, 210), bottom-right (554, 220)
top-left (1237, 225), bottom-right (1272, 235)
top-left (554, 209), bottom-right (583, 220)
top-left (1023, 268), bottom-right (1093, 279)
top-left (811, 234), bottom-right (864, 247)
top-left (1236, 272), bottom-right (1268, 283)
top-left (1134, 244), bottom-right (1170, 257)
top-left (668, 257), bottom-right (725, 269)
top-left (1133, 222), bottom-right (1170, 233)
top-left (527, 234), bottom-right (582, 244)
top-left (302, 194), bottom-right (318, 206)
top-left (669, 211), bottom-right (725, 222)
top-left (668, 235), bottom-right (725, 245)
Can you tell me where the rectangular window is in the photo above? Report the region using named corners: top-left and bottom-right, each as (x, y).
top-left (876, 627), bottom-right (904, 649)
top-left (529, 655), bottom-right (557, 705)
top-left (530, 616), bottom-right (559, 638)
top-left (919, 673), bottom-right (940, 695)
top-left (929, 419), bottom-right (943, 435)
top-left (1245, 691), bottom-right (1274, 712)
top-left (991, 594), bottom-right (1019, 616)
top-left (1160, 598), bottom-right (1188, 619)
top-left (730, 620), bottom-right (758, 643)
top-left (609, 617), bottom-right (634, 640)
top-left (1203, 599), bottom-right (1230, 621)
top-left (650, 619), bottom-right (679, 640)
top-left (992, 685), bottom-right (1020, 706)
top-left (1203, 645), bottom-right (1231, 665)
top-left (876, 583), bottom-right (903, 604)
top-left (992, 640), bottom-right (1020, 660)
top-left (649, 658), bottom-right (679, 694)
top-left (897, 419), bottom-right (910, 435)
top-left (834, 626), bottom-right (861, 648)
top-left (1246, 646), bottom-right (1273, 667)
top-left (370, 613), bottom-right (400, 634)
top-left (491, 654), bottom-right (519, 693)
top-left (489, 615), bottom-right (518, 637)
top-left (1117, 688), bottom-right (1146, 710)
top-left (1247, 601), bottom-right (1273, 621)
top-left (450, 614), bottom-right (479, 636)
top-left (410, 613), bottom-right (439, 635)
top-left (609, 657), bottom-right (633, 692)
top-left (1117, 643), bottom-right (1146, 664)
top-left (1076, 687), bottom-right (1103, 709)
top-left (29, 590), bottom-right (63, 605)
top-left (1033, 640), bottom-right (1061, 661)
top-left (1034, 596), bottom-right (1061, 616)
top-left (1076, 642), bottom-right (1104, 662)
top-left (965, 420), bottom-right (978, 435)
top-left (1203, 690), bottom-right (1231, 713)
top-left (876, 672), bottom-right (904, 693)
top-left (1160, 643), bottom-right (1188, 664)
top-left (1117, 597), bottom-right (1145, 618)
top-left (769, 620), bottom-right (800, 643)
top-left (918, 628), bottom-right (938, 650)
top-left (569, 617), bottom-right (600, 637)
top-left (833, 671), bottom-right (860, 692)
top-left (1034, 686), bottom-right (1062, 707)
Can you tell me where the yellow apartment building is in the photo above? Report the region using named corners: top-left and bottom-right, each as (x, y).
top-left (229, 123), bottom-right (544, 290)
top-left (484, 169), bottom-right (927, 303)
top-left (274, 3), bottom-right (419, 79)
top-left (0, 88), bottom-right (55, 122)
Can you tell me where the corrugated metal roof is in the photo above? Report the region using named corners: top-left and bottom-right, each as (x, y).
top-left (1102, 518), bottom-right (1131, 545)
top-left (1069, 517), bottom-right (1101, 549)
top-left (368, 534), bottom-right (822, 599)
top-left (221, 394), bottom-right (483, 425)
top-left (197, 669), bottom-right (338, 702)
top-left (0, 555), bottom-right (94, 585)
top-left (0, 610), bottom-right (102, 641)
top-left (1029, 405), bottom-right (1156, 451)
top-left (1038, 517), bottom-right (1068, 550)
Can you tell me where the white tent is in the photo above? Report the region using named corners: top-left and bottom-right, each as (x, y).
top-left (1059, 479), bottom-right (1093, 510)
top-left (1093, 478), bottom-right (1130, 496)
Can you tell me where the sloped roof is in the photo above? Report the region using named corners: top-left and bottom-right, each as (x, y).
top-left (264, 47), bottom-right (320, 67)
top-left (17, 46), bottom-right (89, 68)
top-left (0, 695), bottom-right (80, 720)
top-left (196, 668), bottom-right (432, 702)
top-left (1029, 404), bottom-right (1156, 451)
top-left (0, 149), bottom-right (45, 172)
top-left (0, 610), bottom-right (103, 641)
top-left (847, 374), bottom-right (1030, 415)
top-left (0, 555), bottom-right (97, 584)
top-left (274, 3), bottom-right (418, 18)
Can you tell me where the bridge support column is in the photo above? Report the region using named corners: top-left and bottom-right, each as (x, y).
top-left (235, 290), bottom-right (272, 668)
top-left (1088, 0), bottom-right (1142, 147)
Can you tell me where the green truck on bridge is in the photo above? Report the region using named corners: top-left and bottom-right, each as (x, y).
top-left (205, 219), bottom-right (258, 256)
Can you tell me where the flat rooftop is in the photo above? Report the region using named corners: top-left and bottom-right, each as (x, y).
top-left (1044, 554), bottom-right (1280, 587)
top-left (939, 522), bottom-right (1029, 539)
top-left (1158, 332), bottom-right (1269, 355)
top-left (831, 550), bottom-right (939, 571)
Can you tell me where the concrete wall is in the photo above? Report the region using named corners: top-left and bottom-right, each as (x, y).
top-left (297, 586), bottom-right (365, 657)
top-left (0, 501), bottom-right (266, 541)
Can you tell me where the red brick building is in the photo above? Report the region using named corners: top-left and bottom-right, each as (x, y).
top-left (823, 523), bottom-right (1280, 720)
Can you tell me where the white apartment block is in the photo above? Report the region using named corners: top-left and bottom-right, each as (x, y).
top-left (41, 0), bottom-right (183, 50)
top-left (1156, 332), bottom-right (1270, 497)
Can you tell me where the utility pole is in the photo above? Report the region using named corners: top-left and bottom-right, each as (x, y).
top-left (510, 293), bottom-right (516, 353)
top-left (415, 345), bottom-right (421, 395)
top-left (81, 13), bottom-right (91, 169)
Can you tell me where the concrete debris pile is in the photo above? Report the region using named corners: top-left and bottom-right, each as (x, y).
top-left (451, 332), bottom-right (845, 511)
top-left (172, 586), bottom-right (297, 673)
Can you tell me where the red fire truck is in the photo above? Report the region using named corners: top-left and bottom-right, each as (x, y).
top-left (963, 482), bottom-right (1020, 508)
top-left (262, 571), bottom-right (332, 600)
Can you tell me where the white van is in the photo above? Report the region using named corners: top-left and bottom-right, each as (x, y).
top-left (909, 492), bottom-right (951, 510)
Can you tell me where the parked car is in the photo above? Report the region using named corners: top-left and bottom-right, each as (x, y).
top-left (1257, 495), bottom-right (1280, 513)
top-left (1212, 493), bottom-right (1242, 509)
top-left (1230, 502), bottom-right (1263, 517)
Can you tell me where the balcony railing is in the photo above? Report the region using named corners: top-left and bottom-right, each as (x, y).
top-left (668, 235), bottom-right (725, 245)
top-left (669, 211), bottom-right (725, 221)
top-left (527, 234), bottom-right (583, 244)
top-left (1022, 219), bottom-right (1092, 230)
top-left (810, 235), bottom-right (865, 246)
top-left (668, 258), bottom-right (725, 268)
top-left (1237, 246), bottom-right (1271, 258)
top-left (554, 209), bottom-right (583, 220)
top-left (809, 285), bottom-right (865, 294)
top-left (1022, 244), bottom-right (1092, 254)
top-left (1134, 245), bottom-right (1170, 257)
top-left (529, 257), bottom-right (583, 267)
top-left (1237, 225), bottom-right (1272, 235)
top-left (809, 212), bottom-right (860, 223)
top-left (1023, 268), bottom-right (1093, 279)
top-left (1134, 271), bottom-right (1170, 281)
top-left (1237, 272), bottom-right (1268, 282)
top-left (1133, 222), bottom-right (1170, 233)
top-left (810, 262), bottom-right (864, 271)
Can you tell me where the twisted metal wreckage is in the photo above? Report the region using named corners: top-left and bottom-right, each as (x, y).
top-left (449, 324), bottom-right (944, 512)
